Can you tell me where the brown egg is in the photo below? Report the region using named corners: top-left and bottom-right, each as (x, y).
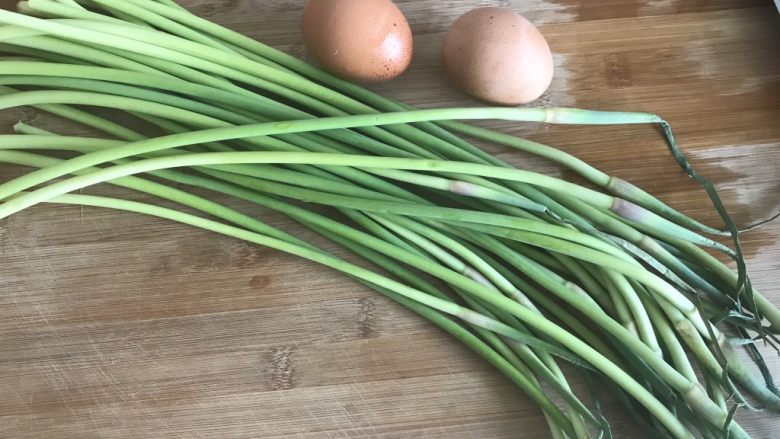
top-left (301, 0), bottom-right (413, 83)
top-left (443, 8), bottom-right (554, 106)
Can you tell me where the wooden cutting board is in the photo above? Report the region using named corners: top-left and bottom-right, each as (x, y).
top-left (1, 1), bottom-right (778, 437)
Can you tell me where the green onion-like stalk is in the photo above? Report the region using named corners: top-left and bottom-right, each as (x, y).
top-left (0, 1), bottom-right (777, 437)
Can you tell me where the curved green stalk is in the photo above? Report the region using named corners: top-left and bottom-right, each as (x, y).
top-left (0, 79), bottom-right (546, 212)
top-left (3, 148), bottom-right (575, 433)
top-left (0, 43), bottom-right (82, 64)
top-left (367, 168), bottom-right (547, 213)
top-left (75, 0), bottom-right (754, 305)
top-left (598, 269), bottom-right (640, 337)
top-left (0, 127), bottom-right (730, 350)
top-left (372, 214), bottom-right (594, 436)
top-left (0, 148), bottom-right (706, 318)
top-left (0, 148), bottom-right (706, 436)
top-left (6, 140), bottom-right (772, 416)
top-left (110, 0), bottom-right (735, 240)
top-left (1, 153), bottom-right (578, 363)
top-left (605, 271), bottom-right (660, 354)
top-left (0, 61), bottom-right (740, 256)
top-left (454, 237), bottom-right (624, 367)
top-left (440, 231), bottom-right (746, 434)
top-left (303, 230), bottom-right (577, 437)
top-left (33, 191), bottom-right (697, 439)
top-left (1, 0), bottom-right (775, 433)
top-left (0, 34), bottom-right (168, 75)
top-left (0, 76), bottom-right (568, 222)
top-left (363, 214), bottom-right (597, 433)
top-left (28, 1), bottom-right (662, 154)
top-left (16, 1), bottom-right (752, 247)
top-left (637, 287), bottom-right (698, 382)
top-left (547, 254), bottom-right (617, 317)
top-left (0, 106), bottom-right (723, 253)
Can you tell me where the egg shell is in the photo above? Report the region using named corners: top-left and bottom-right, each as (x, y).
top-left (443, 7), bottom-right (554, 106)
top-left (301, 0), bottom-right (413, 83)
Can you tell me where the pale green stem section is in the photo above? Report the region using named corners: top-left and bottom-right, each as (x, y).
top-left (10, 3), bottom-right (743, 253)
top-left (605, 270), bottom-right (661, 354)
top-left (2, 145), bottom-right (580, 430)
top-left (0, 147), bottom-right (704, 323)
top-left (0, 0), bottom-right (771, 432)
top-left (4, 150), bottom-right (577, 433)
top-left (0, 56), bottom-right (736, 254)
top-left (638, 289), bottom-right (698, 382)
top-left (546, 253), bottom-right (616, 316)
top-left (31, 191), bottom-right (696, 439)
top-left (3, 143), bottom-right (743, 435)
top-left (600, 270), bottom-right (640, 337)
top-left (91, 0), bottom-right (743, 242)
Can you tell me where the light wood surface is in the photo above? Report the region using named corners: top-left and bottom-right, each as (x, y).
top-left (1, 1), bottom-right (779, 438)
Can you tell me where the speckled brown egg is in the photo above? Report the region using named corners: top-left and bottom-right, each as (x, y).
top-left (443, 7), bottom-right (554, 105)
top-left (301, 0), bottom-right (413, 83)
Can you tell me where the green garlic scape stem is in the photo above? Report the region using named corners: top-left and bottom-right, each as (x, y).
top-left (0, 61), bottom-right (744, 254)
top-left (0, 149), bottom-right (710, 319)
top-left (95, 0), bottom-right (753, 309)
top-left (0, 141), bottom-right (736, 434)
top-left (10, 139), bottom-right (772, 418)
top-left (363, 213), bottom-right (598, 432)
top-left (0, 5), bottom-right (736, 229)
top-left (0, 106), bottom-right (725, 254)
top-left (6, 67), bottom-right (772, 418)
top-left (0, 150), bottom-right (582, 435)
top-left (32, 191), bottom-right (698, 439)
top-left (54, 2), bottom-right (748, 303)
top-left (0, 0), bottom-right (776, 434)
top-left (96, 0), bottom-right (736, 236)
top-left (1, 142), bottom-right (734, 435)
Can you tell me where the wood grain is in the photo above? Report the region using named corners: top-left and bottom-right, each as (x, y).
top-left (1, 1), bottom-right (779, 438)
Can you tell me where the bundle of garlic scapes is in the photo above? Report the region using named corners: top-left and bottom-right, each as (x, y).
top-left (1, 1), bottom-right (778, 438)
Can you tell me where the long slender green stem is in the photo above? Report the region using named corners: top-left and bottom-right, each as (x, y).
top-left (637, 287), bottom-right (698, 382)
top-left (364, 213), bottom-right (598, 432)
top-left (300, 230), bottom-right (578, 436)
top-left (0, 140), bottom-right (712, 434)
top-left (5, 148), bottom-right (576, 432)
top-left (0, 59), bottom-right (744, 262)
top-left (0, 148), bottom-right (710, 322)
top-left (1, 115), bottom-right (768, 432)
top-left (549, 255), bottom-right (617, 316)
top-left (4, 142), bottom-right (760, 430)
top-left (1, 1), bottom-right (776, 435)
top-left (0, 142), bottom-right (744, 436)
top-left (0, 108), bottom-right (723, 255)
top-left (27, 190), bottom-right (696, 439)
top-left (63, 0), bottom-right (756, 313)
top-left (598, 269), bottom-right (640, 337)
top-left (118, 0), bottom-right (724, 236)
top-left (606, 270), bottom-right (661, 354)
